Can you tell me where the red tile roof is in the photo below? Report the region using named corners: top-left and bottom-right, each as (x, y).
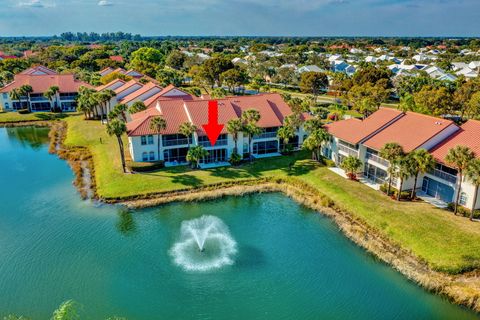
top-left (126, 93), bottom-right (297, 137)
top-left (324, 108), bottom-right (403, 145)
top-left (430, 120), bottom-right (480, 163)
top-left (144, 85), bottom-right (194, 107)
top-left (109, 55), bottom-right (124, 62)
top-left (363, 112), bottom-right (457, 152)
top-left (0, 74), bottom-right (91, 94)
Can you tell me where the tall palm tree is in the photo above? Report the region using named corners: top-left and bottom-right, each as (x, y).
top-left (446, 145), bottom-right (475, 215)
top-left (466, 159), bottom-right (480, 221)
top-left (394, 156), bottom-right (413, 201)
top-left (106, 119), bottom-right (127, 173)
top-left (380, 142), bottom-right (404, 196)
top-left (277, 125), bottom-right (295, 153)
top-left (186, 146), bottom-right (209, 169)
top-left (178, 122), bottom-right (197, 148)
top-left (226, 118), bottom-right (243, 154)
top-left (9, 88), bottom-right (22, 111)
top-left (44, 86), bottom-right (59, 112)
top-left (302, 128), bottom-right (330, 161)
top-left (409, 149), bottom-right (435, 199)
top-left (150, 116), bottom-right (167, 162)
top-left (241, 109), bottom-right (261, 160)
top-left (95, 91), bottom-right (113, 122)
top-left (103, 89), bottom-right (116, 122)
top-left (19, 85), bottom-right (33, 112)
top-left (77, 86), bottom-right (97, 119)
top-left (110, 103), bottom-right (128, 122)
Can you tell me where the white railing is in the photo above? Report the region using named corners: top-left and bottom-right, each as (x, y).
top-left (338, 144), bottom-right (358, 156)
top-left (366, 152), bottom-right (389, 167)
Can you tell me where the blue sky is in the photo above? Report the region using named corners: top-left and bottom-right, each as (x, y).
top-left (0, 0), bottom-right (479, 37)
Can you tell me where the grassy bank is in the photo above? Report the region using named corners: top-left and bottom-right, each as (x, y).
top-left (63, 115), bottom-right (480, 275)
top-left (0, 111), bottom-right (71, 124)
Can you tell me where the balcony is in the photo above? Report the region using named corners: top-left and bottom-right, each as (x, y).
top-left (253, 132), bottom-right (278, 140)
top-left (162, 138), bottom-right (190, 147)
top-left (338, 144), bottom-right (358, 157)
top-left (29, 96), bottom-right (48, 102)
top-left (429, 169), bottom-right (457, 184)
top-left (60, 95), bottom-right (77, 101)
top-left (198, 139), bottom-right (228, 148)
top-left (366, 152), bottom-right (389, 167)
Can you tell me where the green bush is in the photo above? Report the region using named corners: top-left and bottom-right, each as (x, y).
top-left (447, 203), bottom-right (480, 218)
top-left (18, 109), bottom-right (30, 114)
top-left (127, 160), bottom-right (165, 172)
top-left (229, 152), bottom-right (242, 166)
top-left (380, 183), bottom-right (410, 200)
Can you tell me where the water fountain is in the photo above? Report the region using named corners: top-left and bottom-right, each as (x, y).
top-left (170, 215), bottom-right (237, 272)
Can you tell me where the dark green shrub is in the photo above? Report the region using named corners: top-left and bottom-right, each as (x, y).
top-left (18, 109), bottom-right (30, 114)
top-left (127, 160), bottom-right (165, 172)
top-left (229, 152), bottom-right (242, 166)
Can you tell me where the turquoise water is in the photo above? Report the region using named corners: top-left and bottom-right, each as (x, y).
top-left (0, 127), bottom-right (478, 320)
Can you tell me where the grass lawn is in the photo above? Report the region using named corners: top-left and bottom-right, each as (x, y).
top-left (0, 111), bottom-right (71, 123)
top-left (64, 115), bottom-right (480, 274)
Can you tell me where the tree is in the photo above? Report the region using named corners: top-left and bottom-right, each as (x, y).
top-left (272, 67), bottom-right (298, 88)
top-left (220, 67), bottom-right (249, 93)
top-left (241, 109), bottom-right (261, 160)
top-left (302, 128), bottom-right (330, 160)
top-left (165, 50), bottom-right (186, 70)
top-left (128, 47), bottom-right (164, 77)
top-left (454, 79), bottom-right (480, 118)
top-left (44, 86), bottom-right (59, 112)
top-left (340, 156), bottom-right (363, 180)
top-left (346, 83), bottom-right (389, 118)
top-left (178, 122), bottom-right (196, 148)
top-left (19, 85), bottom-right (33, 112)
top-left (106, 119), bottom-right (127, 173)
top-left (466, 159), bottom-right (480, 221)
top-left (466, 91), bottom-right (480, 119)
top-left (109, 104), bottom-right (128, 122)
top-left (129, 101), bottom-right (147, 114)
top-left (9, 88), bottom-right (22, 111)
top-left (413, 86), bottom-right (453, 116)
top-left (277, 125), bottom-right (295, 153)
top-left (77, 87), bottom-right (97, 119)
top-left (200, 57), bottom-right (234, 87)
top-left (150, 116), bottom-right (167, 162)
top-left (398, 93), bottom-right (415, 112)
top-left (210, 87), bottom-right (228, 98)
top-left (446, 146), bottom-right (475, 214)
top-left (380, 142), bottom-right (404, 196)
top-left (186, 146), bottom-right (209, 169)
top-left (156, 68), bottom-right (184, 87)
top-left (409, 149), bottom-right (435, 199)
top-left (352, 65), bottom-right (392, 88)
top-left (394, 156), bottom-right (413, 201)
top-left (299, 72), bottom-right (328, 97)
top-left (100, 72), bottom-right (132, 85)
top-left (226, 118), bottom-right (243, 154)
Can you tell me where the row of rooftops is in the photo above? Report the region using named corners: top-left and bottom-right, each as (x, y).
top-left (126, 93), bottom-right (309, 138)
top-left (324, 108), bottom-right (480, 164)
top-left (0, 66), bottom-right (92, 94)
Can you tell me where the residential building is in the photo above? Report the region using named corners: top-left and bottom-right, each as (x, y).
top-left (0, 66), bottom-right (90, 112)
top-left (323, 108), bottom-right (480, 209)
top-left (126, 93), bottom-right (309, 168)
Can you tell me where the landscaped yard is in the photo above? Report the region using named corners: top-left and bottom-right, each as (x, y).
top-left (0, 111), bottom-right (71, 123)
top-left (64, 115), bottom-right (480, 274)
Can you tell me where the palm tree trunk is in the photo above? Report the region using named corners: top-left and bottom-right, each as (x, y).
top-left (470, 185), bottom-right (479, 221)
top-left (157, 134), bottom-right (161, 161)
top-left (117, 136), bottom-right (126, 173)
top-left (411, 173), bottom-right (419, 200)
top-left (387, 176), bottom-right (392, 196)
top-left (234, 136), bottom-right (238, 154)
top-left (397, 179), bottom-right (403, 201)
top-left (454, 174), bottom-right (463, 215)
top-left (249, 135), bottom-right (253, 162)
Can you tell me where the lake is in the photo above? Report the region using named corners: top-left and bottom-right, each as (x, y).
top-left (0, 127), bottom-right (477, 319)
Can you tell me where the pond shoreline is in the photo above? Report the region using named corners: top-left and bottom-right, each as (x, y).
top-left (4, 120), bottom-right (480, 314)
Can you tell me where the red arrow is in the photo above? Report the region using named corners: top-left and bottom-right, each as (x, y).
top-left (202, 100), bottom-right (224, 146)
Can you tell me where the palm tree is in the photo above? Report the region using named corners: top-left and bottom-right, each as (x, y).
top-left (226, 118), bottom-right (243, 154)
top-left (178, 122), bottom-right (197, 148)
top-left (103, 89), bottom-right (116, 121)
top-left (466, 159), bottom-right (480, 221)
top-left (277, 125), bottom-right (295, 153)
top-left (187, 146), bottom-right (209, 169)
top-left (129, 101), bottom-right (147, 114)
top-left (446, 145), bottom-right (475, 215)
top-left (302, 128), bottom-right (330, 161)
top-left (9, 88), bottom-right (22, 111)
top-left (110, 103), bottom-right (128, 122)
top-left (150, 116), bottom-right (167, 162)
top-left (95, 90), bottom-right (115, 122)
top-left (340, 156), bottom-right (363, 180)
top-left (379, 142), bottom-right (404, 196)
top-left (19, 85), bottom-right (33, 112)
top-left (44, 86), bottom-right (59, 112)
top-left (106, 119), bottom-right (127, 173)
top-left (394, 156), bottom-right (413, 201)
top-left (409, 149), bottom-right (435, 199)
top-left (241, 109), bottom-right (261, 160)
top-left (77, 87), bottom-right (97, 119)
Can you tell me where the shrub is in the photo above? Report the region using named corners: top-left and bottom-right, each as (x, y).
top-left (18, 109), bottom-right (30, 114)
top-left (447, 203), bottom-right (480, 218)
top-left (229, 152), bottom-right (242, 166)
top-left (127, 160), bottom-right (165, 172)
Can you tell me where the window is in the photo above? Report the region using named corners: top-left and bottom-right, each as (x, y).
top-left (141, 136), bottom-right (147, 145)
top-left (4, 103), bottom-right (9, 109)
top-left (142, 152), bottom-right (148, 161)
top-left (459, 192), bottom-right (468, 206)
top-left (149, 151), bottom-right (155, 161)
top-left (2, 93), bottom-right (7, 99)
top-left (147, 135), bottom-right (154, 145)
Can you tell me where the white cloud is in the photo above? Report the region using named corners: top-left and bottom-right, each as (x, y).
top-left (98, 0), bottom-right (113, 6)
top-left (18, 0), bottom-right (55, 8)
